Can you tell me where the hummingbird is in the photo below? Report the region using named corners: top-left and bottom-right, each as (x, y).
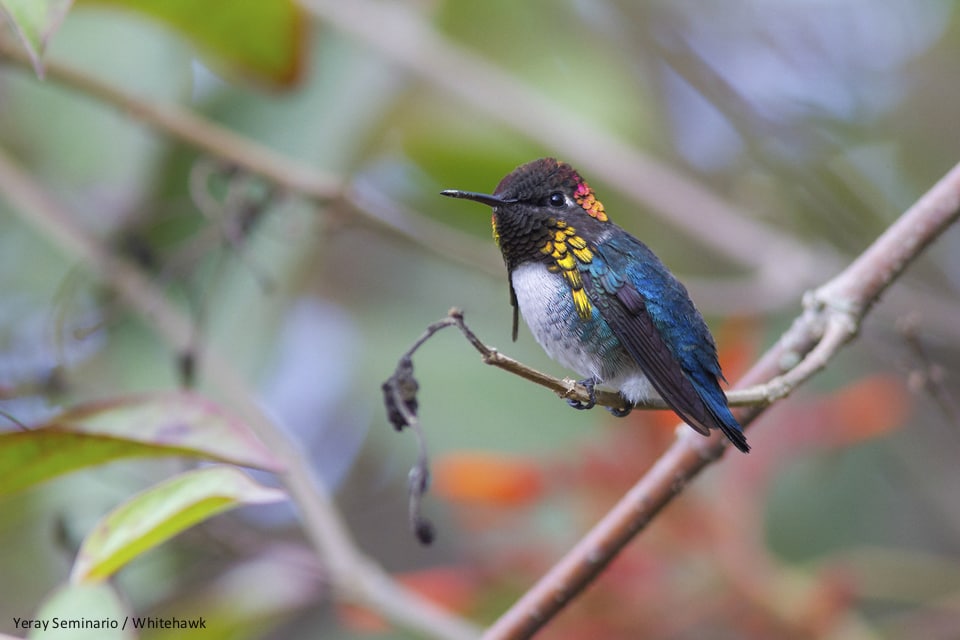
top-left (441, 158), bottom-right (749, 453)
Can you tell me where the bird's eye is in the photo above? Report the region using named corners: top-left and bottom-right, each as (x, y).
top-left (548, 192), bottom-right (565, 207)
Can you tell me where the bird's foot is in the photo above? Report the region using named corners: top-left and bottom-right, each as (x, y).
top-left (566, 377), bottom-right (597, 410)
top-left (606, 404), bottom-right (633, 418)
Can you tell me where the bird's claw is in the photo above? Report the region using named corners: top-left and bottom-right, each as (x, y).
top-left (606, 404), bottom-right (632, 417)
top-left (566, 377), bottom-right (597, 410)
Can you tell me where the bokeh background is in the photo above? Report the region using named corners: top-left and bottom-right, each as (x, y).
top-left (2, 0), bottom-right (960, 638)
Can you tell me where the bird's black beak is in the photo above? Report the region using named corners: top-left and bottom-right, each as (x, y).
top-left (440, 190), bottom-right (515, 208)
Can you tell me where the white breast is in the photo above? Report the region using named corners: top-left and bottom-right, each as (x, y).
top-left (510, 263), bottom-right (603, 380)
top-left (510, 262), bottom-right (657, 404)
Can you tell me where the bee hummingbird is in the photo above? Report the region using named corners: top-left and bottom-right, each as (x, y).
top-left (441, 158), bottom-right (749, 453)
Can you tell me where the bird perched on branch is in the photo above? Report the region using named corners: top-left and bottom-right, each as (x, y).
top-left (442, 158), bottom-right (749, 453)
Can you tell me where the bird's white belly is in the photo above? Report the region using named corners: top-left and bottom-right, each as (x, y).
top-left (510, 263), bottom-right (656, 403)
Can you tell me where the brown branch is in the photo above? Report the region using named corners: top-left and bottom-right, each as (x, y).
top-left (383, 308), bottom-right (775, 549)
top-left (299, 0), bottom-right (831, 283)
top-left (481, 162), bottom-right (960, 639)
top-left (301, 0), bottom-right (960, 341)
top-left (0, 37), bottom-right (340, 200)
top-left (394, 308), bottom-right (773, 414)
top-left (8, 30), bottom-right (959, 340)
top-left (0, 37), bottom-right (498, 279)
top-left (6, 14), bottom-right (958, 636)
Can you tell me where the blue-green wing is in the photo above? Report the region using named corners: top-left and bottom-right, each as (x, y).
top-left (581, 235), bottom-right (749, 452)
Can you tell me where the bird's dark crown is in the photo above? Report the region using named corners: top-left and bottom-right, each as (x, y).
top-left (441, 158), bottom-right (612, 334)
top-left (483, 158), bottom-right (609, 270)
top-left (492, 158), bottom-right (610, 224)
top-left (440, 158), bottom-right (611, 272)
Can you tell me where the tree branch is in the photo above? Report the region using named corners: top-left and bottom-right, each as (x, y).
top-left (388, 308), bottom-right (772, 417)
top-left (383, 307), bottom-right (778, 546)
top-left (481, 161), bottom-right (960, 639)
top-left (6, 16), bottom-right (960, 636)
top-left (0, 37), bottom-right (340, 200)
top-left (0, 37), bottom-right (499, 278)
top-left (0, 149), bottom-right (480, 640)
top-left (300, 0), bottom-right (960, 340)
top-left (7, 30), bottom-right (960, 338)
top-left (299, 0), bottom-right (836, 287)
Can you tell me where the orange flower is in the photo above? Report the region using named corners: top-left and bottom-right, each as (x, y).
top-left (434, 451), bottom-right (545, 506)
top-left (822, 375), bottom-right (910, 447)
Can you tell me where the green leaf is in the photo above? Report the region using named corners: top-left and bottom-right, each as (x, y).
top-left (29, 582), bottom-right (132, 640)
top-left (79, 0), bottom-right (305, 86)
top-left (0, 392), bottom-right (282, 497)
top-left (0, 0), bottom-right (74, 77)
top-left (71, 466), bottom-right (286, 583)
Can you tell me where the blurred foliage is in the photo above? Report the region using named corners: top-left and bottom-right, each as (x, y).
top-left (2, 0), bottom-right (960, 639)
top-left (0, 0), bottom-right (72, 75)
top-left (72, 466), bottom-right (286, 584)
top-left (78, 0), bottom-right (306, 87)
top-left (0, 393), bottom-right (281, 497)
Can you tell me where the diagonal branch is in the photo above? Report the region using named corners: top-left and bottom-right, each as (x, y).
top-left (0, 37), bottom-right (498, 278)
top-left (7, 30), bottom-right (960, 338)
top-left (299, 0), bottom-right (824, 282)
top-left (0, 149), bottom-right (480, 640)
top-left (6, 15), bottom-right (959, 636)
top-left (481, 161), bottom-right (960, 639)
top-left (0, 37), bottom-right (340, 200)
top-left (300, 0), bottom-right (960, 341)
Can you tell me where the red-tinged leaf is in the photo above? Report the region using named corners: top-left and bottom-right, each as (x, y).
top-left (0, 392), bottom-right (281, 497)
top-left (71, 466), bottom-right (286, 583)
top-left (397, 566), bottom-right (480, 614)
top-left (743, 375), bottom-right (911, 463)
top-left (821, 375), bottom-right (910, 447)
top-left (434, 452), bottom-right (544, 506)
top-left (52, 392), bottom-right (279, 466)
top-left (78, 0), bottom-right (306, 86)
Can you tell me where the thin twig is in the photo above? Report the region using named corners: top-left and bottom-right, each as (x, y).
top-left (0, 149), bottom-right (480, 640)
top-left (482, 160), bottom-right (960, 639)
top-left (4, 16), bottom-right (957, 636)
top-left (0, 38), bottom-right (341, 200)
top-left (301, 0), bottom-right (960, 340)
top-left (400, 308), bottom-right (774, 412)
top-left (299, 0), bottom-right (829, 285)
top-left (7, 31), bottom-right (958, 340)
top-left (0, 38), bottom-right (499, 280)
top-left (0, 408), bottom-right (30, 431)
top-left (383, 307), bottom-right (778, 545)
top-left (381, 315), bottom-right (466, 544)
